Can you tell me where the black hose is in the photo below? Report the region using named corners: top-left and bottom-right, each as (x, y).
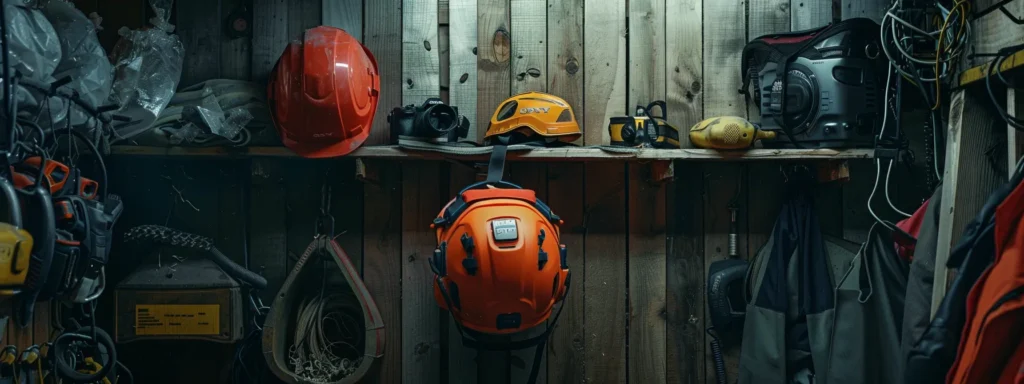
top-left (51, 327), bottom-right (116, 382)
top-left (210, 247), bottom-right (267, 289)
top-left (123, 225), bottom-right (268, 289)
top-left (707, 328), bottom-right (727, 384)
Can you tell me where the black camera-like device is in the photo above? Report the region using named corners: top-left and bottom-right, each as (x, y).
top-left (742, 18), bottom-right (886, 148)
top-left (387, 98), bottom-right (470, 144)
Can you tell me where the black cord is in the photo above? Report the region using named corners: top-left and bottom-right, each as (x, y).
top-left (985, 45), bottom-right (1024, 131)
top-left (7, 76), bottom-right (18, 152)
top-left (16, 119), bottom-right (45, 146)
top-left (232, 329), bottom-right (266, 384)
top-left (51, 327), bottom-right (116, 382)
top-left (115, 360), bottom-right (134, 384)
top-left (17, 78), bottom-right (117, 125)
top-left (706, 328), bottom-right (727, 384)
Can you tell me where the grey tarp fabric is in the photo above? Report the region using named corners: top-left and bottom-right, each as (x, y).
top-left (900, 184), bottom-right (943, 360)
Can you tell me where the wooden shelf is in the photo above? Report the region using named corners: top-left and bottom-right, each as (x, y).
top-left (109, 145), bottom-right (874, 162)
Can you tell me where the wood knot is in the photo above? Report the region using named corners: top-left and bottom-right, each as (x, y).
top-left (565, 58), bottom-right (579, 75)
top-left (423, 40), bottom-right (431, 51)
top-left (685, 91), bottom-right (695, 101)
top-left (778, 2), bottom-right (790, 12)
top-left (690, 81), bottom-right (702, 93)
top-left (406, 78), bottom-right (414, 89)
top-left (459, 73), bottom-right (469, 83)
top-left (674, 66), bottom-right (680, 73)
top-left (526, 68), bottom-right (541, 78)
top-left (472, 47), bottom-right (478, 55)
top-left (492, 28), bottom-right (511, 63)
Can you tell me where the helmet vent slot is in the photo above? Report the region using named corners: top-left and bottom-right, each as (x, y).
top-left (556, 109), bottom-right (573, 123)
top-left (496, 101), bottom-right (518, 121)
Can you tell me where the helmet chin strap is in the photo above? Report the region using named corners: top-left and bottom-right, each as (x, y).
top-left (486, 136), bottom-right (509, 184)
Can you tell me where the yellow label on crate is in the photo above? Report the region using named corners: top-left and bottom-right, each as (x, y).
top-left (135, 304), bottom-right (220, 336)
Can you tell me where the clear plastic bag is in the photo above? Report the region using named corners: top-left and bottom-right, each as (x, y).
top-left (180, 87), bottom-right (253, 141)
top-left (169, 122), bottom-right (201, 145)
top-left (2, 0), bottom-right (61, 82)
top-left (40, 0), bottom-right (113, 129)
top-left (148, 0), bottom-right (175, 32)
top-left (107, 0), bottom-right (184, 141)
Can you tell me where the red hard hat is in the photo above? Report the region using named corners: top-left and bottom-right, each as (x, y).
top-left (268, 26), bottom-right (380, 158)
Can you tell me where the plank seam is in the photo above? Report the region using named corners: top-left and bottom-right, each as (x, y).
top-left (623, 163), bottom-right (630, 383)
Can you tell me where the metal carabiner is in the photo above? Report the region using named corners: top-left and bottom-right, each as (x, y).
top-left (314, 184), bottom-right (335, 238)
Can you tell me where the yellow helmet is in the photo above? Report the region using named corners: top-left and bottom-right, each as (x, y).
top-left (484, 92), bottom-right (581, 145)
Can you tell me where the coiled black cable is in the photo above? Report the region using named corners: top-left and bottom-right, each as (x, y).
top-left (707, 328), bottom-right (727, 384)
top-left (984, 44), bottom-right (1024, 131)
top-left (51, 326), bottom-right (116, 382)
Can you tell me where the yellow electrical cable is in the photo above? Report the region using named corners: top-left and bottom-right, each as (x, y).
top-left (932, 0), bottom-right (971, 110)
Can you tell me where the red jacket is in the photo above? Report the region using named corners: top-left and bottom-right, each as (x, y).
top-left (947, 178), bottom-right (1024, 384)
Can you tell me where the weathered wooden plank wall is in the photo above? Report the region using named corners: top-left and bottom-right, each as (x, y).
top-left (61, 1), bottom-right (901, 384)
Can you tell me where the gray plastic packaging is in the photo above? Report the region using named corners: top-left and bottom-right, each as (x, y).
top-left (107, 0), bottom-right (183, 141)
top-left (180, 87), bottom-right (253, 141)
top-left (40, 0), bottom-right (113, 129)
top-left (1, 0), bottom-right (61, 82)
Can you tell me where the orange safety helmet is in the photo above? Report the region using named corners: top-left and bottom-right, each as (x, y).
top-left (430, 180), bottom-right (571, 337)
top-left (484, 92), bottom-right (581, 145)
top-left (268, 26), bottom-right (380, 158)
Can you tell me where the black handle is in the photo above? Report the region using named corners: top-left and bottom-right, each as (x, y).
top-left (645, 100), bottom-right (667, 119)
top-left (0, 178), bottom-right (21, 227)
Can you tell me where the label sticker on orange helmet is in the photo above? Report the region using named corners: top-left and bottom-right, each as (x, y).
top-left (491, 219), bottom-right (518, 241)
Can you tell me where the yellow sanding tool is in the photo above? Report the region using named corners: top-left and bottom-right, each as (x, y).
top-left (689, 116), bottom-right (776, 149)
top-left (0, 223), bottom-right (33, 296)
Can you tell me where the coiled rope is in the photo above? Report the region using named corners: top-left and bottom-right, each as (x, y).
top-left (287, 268), bottom-right (364, 383)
